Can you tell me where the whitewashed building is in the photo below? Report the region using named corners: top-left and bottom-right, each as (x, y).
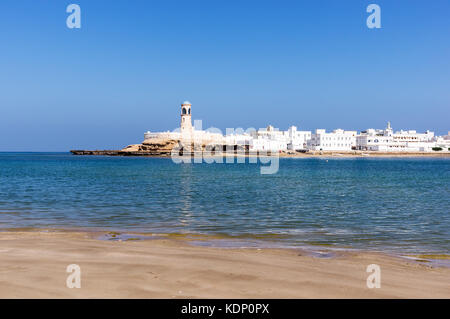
top-left (249, 126), bottom-right (286, 151)
top-left (434, 131), bottom-right (450, 150)
top-left (225, 133), bottom-right (253, 147)
top-left (247, 125), bottom-right (311, 152)
top-left (144, 101), bottom-right (224, 144)
top-left (287, 126), bottom-right (312, 151)
top-left (356, 122), bottom-right (437, 152)
top-left (143, 103), bottom-right (448, 153)
top-left (249, 125), bottom-right (287, 152)
top-left (307, 129), bottom-right (357, 151)
top-left (144, 106), bottom-right (312, 152)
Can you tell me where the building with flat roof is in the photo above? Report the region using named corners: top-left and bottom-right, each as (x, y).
top-left (143, 103), bottom-right (448, 153)
top-left (307, 129), bottom-right (357, 151)
top-left (356, 122), bottom-right (436, 152)
top-left (144, 101), bottom-right (224, 144)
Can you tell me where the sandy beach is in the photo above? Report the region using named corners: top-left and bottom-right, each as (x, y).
top-left (0, 230), bottom-right (448, 298)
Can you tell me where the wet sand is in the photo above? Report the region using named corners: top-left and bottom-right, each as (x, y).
top-left (0, 230), bottom-right (449, 298)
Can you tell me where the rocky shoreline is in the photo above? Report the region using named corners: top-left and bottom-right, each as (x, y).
top-left (70, 149), bottom-right (450, 158)
top-left (71, 138), bottom-right (179, 157)
top-left (70, 149), bottom-right (172, 156)
top-left (70, 137), bottom-right (450, 158)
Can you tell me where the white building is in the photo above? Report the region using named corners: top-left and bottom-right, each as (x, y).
top-left (143, 104), bottom-right (448, 153)
top-left (307, 129), bottom-right (357, 151)
top-left (434, 131), bottom-right (450, 150)
top-left (225, 133), bottom-right (253, 148)
top-left (144, 101), bottom-right (224, 144)
top-left (144, 104), bottom-right (312, 152)
top-left (250, 125), bottom-right (287, 152)
top-left (356, 122), bottom-right (437, 152)
top-left (287, 126), bottom-right (311, 151)
top-left (248, 125), bottom-right (311, 152)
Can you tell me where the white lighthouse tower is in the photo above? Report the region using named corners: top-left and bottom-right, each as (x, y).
top-left (180, 101), bottom-right (193, 136)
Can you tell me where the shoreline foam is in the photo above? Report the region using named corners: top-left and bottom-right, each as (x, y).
top-left (1, 227), bottom-right (448, 262)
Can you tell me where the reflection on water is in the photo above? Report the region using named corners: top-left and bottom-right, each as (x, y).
top-left (179, 164), bottom-right (193, 226)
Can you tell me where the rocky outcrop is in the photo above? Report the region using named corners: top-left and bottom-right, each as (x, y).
top-left (71, 138), bottom-right (181, 157)
top-left (70, 150), bottom-right (123, 156)
top-left (137, 138), bottom-right (180, 155)
top-left (71, 138), bottom-right (250, 157)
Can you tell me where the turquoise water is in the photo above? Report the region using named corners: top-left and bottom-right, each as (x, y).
top-left (0, 153), bottom-right (449, 254)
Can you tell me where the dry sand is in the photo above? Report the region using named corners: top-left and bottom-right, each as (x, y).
top-left (0, 230), bottom-right (449, 298)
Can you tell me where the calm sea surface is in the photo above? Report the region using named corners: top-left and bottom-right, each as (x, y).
top-left (0, 153), bottom-right (449, 254)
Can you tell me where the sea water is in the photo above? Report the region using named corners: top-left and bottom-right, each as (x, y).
top-left (0, 153), bottom-right (448, 254)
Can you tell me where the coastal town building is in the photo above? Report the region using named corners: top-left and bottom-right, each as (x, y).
top-left (287, 126), bottom-right (312, 151)
top-left (180, 101), bottom-right (193, 136)
top-left (307, 129), bottom-right (357, 151)
top-left (144, 101), bottom-right (224, 144)
top-left (356, 122), bottom-right (437, 152)
top-left (433, 132), bottom-right (450, 150)
top-left (225, 133), bottom-right (253, 147)
top-left (247, 125), bottom-right (311, 152)
top-left (143, 102), bottom-right (448, 153)
top-left (249, 126), bottom-right (288, 152)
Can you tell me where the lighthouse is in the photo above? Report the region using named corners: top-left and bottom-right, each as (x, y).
top-left (180, 101), bottom-right (193, 136)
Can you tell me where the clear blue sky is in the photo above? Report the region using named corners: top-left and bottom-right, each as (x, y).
top-left (1, 0), bottom-right (449, 151)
